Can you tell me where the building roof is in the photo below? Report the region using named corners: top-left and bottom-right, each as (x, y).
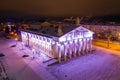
top-left (21, 25), bottom-right (93, 38)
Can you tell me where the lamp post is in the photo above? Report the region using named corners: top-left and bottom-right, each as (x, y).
top-left (32, 48), bottom-right (35, 59)
top-left (21, 42), bottom-right (24, 50)
top-left (14, 38), bottom-right (18, 46)
top-left (42, 53), bottom-right (45, 63)
top-left (14, 33), bottom-right (19, 46)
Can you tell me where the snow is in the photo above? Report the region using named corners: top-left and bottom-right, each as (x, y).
top-left (0, 38), bottom-right (120, 80)
top-left (47, 47), bottom-right (120, 80)
top-left (0, 39), bottom-right (57, 80)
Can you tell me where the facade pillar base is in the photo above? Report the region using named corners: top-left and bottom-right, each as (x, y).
top-left (73, 53), bottom-right (76, 57)
top-left (78, 52), bottom-right (81, 56)
top-left (69, 54), bottom-right (72, 59)
top-left (64, 56), bottom-right (67, 61)
top-left (58, 58), bottom-right (61, 63)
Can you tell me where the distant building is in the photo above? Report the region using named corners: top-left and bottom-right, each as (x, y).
top-left (29, 24), bottom-right (41, 30)
top-left (40, 21), bottom-right (51, 27)
top-left (83, 25), bottom-right (120, 41)
top-left (21, 25), bottom-right (94, 62)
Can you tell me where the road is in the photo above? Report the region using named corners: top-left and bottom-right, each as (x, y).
top-left (93, 39), bottom-right (120, 50)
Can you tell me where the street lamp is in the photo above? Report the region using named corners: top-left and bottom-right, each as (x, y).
top-left (41, 53), bottom-right (45, 63)
top-left (32, 48), bottom-right (35, 59)
top-left (21, 42), bottom-right (24, 50)
top-left (14, 38), bottom-right (18, 46)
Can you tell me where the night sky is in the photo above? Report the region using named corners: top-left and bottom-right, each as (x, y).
top-left (0, 0), bottom-right (120, 17)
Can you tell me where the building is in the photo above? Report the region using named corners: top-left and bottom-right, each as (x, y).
top-left (83, 25), bottom-right (120, 41)
top-left (21, 25), bottom-right (94, 62)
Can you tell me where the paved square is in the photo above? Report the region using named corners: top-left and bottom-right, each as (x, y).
top-left (1, 38), bottom-right (120, 80)
top-left (47, 48), bottom-right (120, 80)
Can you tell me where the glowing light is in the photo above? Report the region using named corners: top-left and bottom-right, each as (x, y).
top-left (52, 41), bottom-right (55, 44)
top-left (118, 33), bottom-right (120, 36)
top-left (64, 42), bottom-right (67, 45)
top-left (14, 33), bottom-right (17, 36)
top-left (84, 32), bottom-right (92, 38)
top-left (8, 24), bottom-right (11, 27)
top-left (15, 38), bottom-right (18, 41)
top-left (13, 30), bottom-right (16, 33)
top-left (75, 39), bottom-right (77, 43)
top-left (32, 48), bottom-right (35, 52)
top-left (70, 41), bottom-right (73, 44)
top-left (57, 42), bottom-right (61, 46)
top-left (67, 36), bottom-right (71, 40)
top-left (59, 37), bottom-right (66, 42)
top-left (10, 32), bottom-right (14, 35)
top-left (79, 39), bottom-right (81, 41)
top-left (22, 42), bottom-right (24, 45)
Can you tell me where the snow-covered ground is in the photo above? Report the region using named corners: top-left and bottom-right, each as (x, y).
top-left (0, 38), bottom-right (57, 80)
top-left (48, 47), bottom-right (120, 80)
top-left (0, 38), bottom-right (120, 80)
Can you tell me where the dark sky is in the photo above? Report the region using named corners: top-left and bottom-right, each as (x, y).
top-left (0, 0), bottom-right (120, 17)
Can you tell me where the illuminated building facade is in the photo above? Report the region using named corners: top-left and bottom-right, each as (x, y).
top-left (21, 26), bottom-right (94, 62)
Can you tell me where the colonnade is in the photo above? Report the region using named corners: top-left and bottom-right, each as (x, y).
top-left (21, 32), bottom-right (55, 58)
top-left (55, 37), bottom-right (93, 62)
top-left (21, 31), bottom-right (93, 63)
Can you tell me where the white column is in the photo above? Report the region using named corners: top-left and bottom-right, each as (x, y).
top-left (77, 38), bottom-right (79, 51)
top-left (83, 38), bottom-right (87, 54)
top-left (57, 42), bottom-right (62, 63)
top-left (87, 38), bottom-right (90, 52)
top-left (39, 37), bottom-right (42, 52)
top-left (44, 38), bottom-right (47, 52)
top-left (78, 39), bottom-right (80, 55)
top-left (87, 38), bottom-right (89, 52)
top-left (73, 40), bottom-right (77, 57)
top-left (76, 39), bottom-right (79, 56)
top-left (41, 37), bottom-right (44, 53)
top-left (85, 38), bottom-right (88, 53)
top-left (64, 42), bottom-right (67, 61)
top-left (78, 38), bottom-right (82, 55)
top-left (72, 40), bottom-right (75, 57)
top-left (68, 41), bottom-right (72, 59)
top-left (52, 41), bottom-right (56, 58)
top-left (58, 46), bottom-right (62, 63)
top-left (89, 37), bottom-right (92, 52)
top-left (51, 44), bottom-right (54, 57)
top-left (81, 38), bottom-right (85, 54)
